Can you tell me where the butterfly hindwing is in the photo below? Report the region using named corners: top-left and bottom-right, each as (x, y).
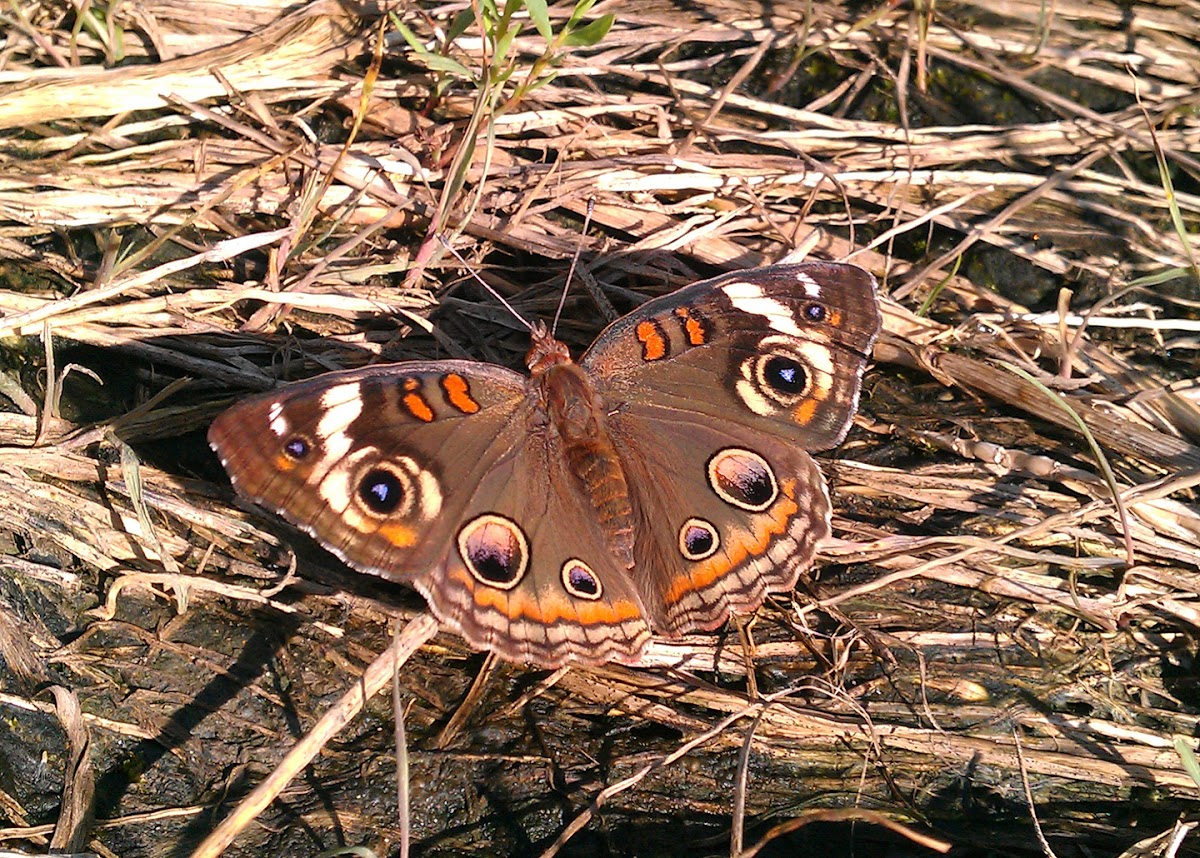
top-left (609, 403), bottom-right (831, 635)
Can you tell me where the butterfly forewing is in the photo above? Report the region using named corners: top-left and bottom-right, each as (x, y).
top-left (582, 262), bottom-right (880, 451)
top-left (209, 360), bottom-right (528, 581)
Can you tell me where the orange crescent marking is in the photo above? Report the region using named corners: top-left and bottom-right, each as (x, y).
top-left (273, 454), bottom-right (297, 472)
top-left (674, 307), bottom-right (707, 346)
top-left (575, 597), bottom-right (643, 626)
top-left (792, 398), bottom-right (819, 426)
top-left (449, 567), bottom-right (643, 625)
top-left (663, 480), bottom-right (799, 607)
top-left (826, 308), bottom-right (842, 327)
top-left (636, 320), bottom-right (667, 361)
top-left (442, 373), bottom-right (480, 414)
top-left (379, 522), bottom-right (417, 547)
top-left (402, 392), bottom-right (435, 422)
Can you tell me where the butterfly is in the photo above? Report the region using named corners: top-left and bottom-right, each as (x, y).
top-left (209, 261), bottom-right (881, 667)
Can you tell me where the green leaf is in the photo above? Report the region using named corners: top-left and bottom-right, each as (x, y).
top-left (528, 70), bottom-right (559, 91)
top-left (494, 25), bottom-right (519, 64)
top-left (447, 8), bottom-right (474, 42)
top-left (1174, 737), bottom-right (1200, 789)
top-left (111, 21), bottom-right (126, 62)
top-left (392, 18), bottom-right (431, 55)
top-left (916, 254), bottom-right (962, 317)
top-left (524, 0), bottom-right (553, 41)
top-left (566, 0), bottom-right (599, 28)
top-left (479, 0), bottom-right (499, 33)
top-left (418, 53), bottom-right (474, 78)
top-left (561, 13), bottom-right (613, 46)
top-left (1127, 267), bottom-right (1190, 288)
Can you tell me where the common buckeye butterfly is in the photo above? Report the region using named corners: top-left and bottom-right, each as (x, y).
top-left (209, 262), bottom-right (881, 667)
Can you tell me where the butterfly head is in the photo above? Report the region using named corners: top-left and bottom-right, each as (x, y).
top-left (525, 321), bottom-right (573, 376)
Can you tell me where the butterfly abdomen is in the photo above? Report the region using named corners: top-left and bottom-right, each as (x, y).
top-left (564, 441), bottom-right (636, 568)
top-left (535, 355), bottom-right (637, 569)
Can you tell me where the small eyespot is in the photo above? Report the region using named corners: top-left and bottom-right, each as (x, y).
top-left (762, 355), bottom-right (807, 396)
top-left (679, 518), bottom-right (720, 561)
top-left (283, 437), bottom-right (311, 459)
top-left (804, 302), bottom-right (827, 323)
top-left (561, 559), bottom-right (603, 600)
top-left (458, 515), bottom-right (528, 589)
top-left (708, 448), bottom-right (778, 512)
top-left (359, 468), bottom-right (404, 514)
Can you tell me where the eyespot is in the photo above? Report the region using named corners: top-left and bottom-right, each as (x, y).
top-left (803, 302), bottom-right (827, 323)
top-left (678, 518), bottom-right (720, 561)
top-left (359, 468), bottom-right (404, 514)
top-left (748, 344), bottom-right (815, 404)
top-left (458, 514), bottom-right (528, 589)
top-left (761, 354), bottom-right (808, 397)
top-left (283, 436), bottom-right (311, 459)
top-left (707, 448), bottom-right (778, 512)
top-left (733, 335), bottom-right (830, 416)
top-left (347, 456), bottom-right (441, 520)
top-left (561, 559), bottom-right (603, 600)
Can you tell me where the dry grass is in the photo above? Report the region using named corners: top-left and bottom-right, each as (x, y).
top-left (1, 1), bottom-right (1199, 856)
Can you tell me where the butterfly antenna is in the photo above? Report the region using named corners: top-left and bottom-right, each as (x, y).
top-left (436, 235), bottom-right (534, 332)
top-left (551, 197), bottom-right (595, 337)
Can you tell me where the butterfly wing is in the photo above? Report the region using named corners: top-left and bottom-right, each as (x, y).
top-left (417, 428), bottom-right (651, 665)
top-left (609, 403), bottom-right (830, 634)
top-left (209, 360), bottom-right (651, 666)
top-left (210, 263), bottom-right (878, 662)
top-left (581, 262), bottom-right (880, 635)
top-left (582, 262), bottom-right (880, 450)
top-left (209, 361), bottom-right (528, 577)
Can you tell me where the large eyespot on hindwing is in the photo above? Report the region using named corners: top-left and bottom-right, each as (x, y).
top-left (458, 514), bottom-right (529, 590)
top-left (678, 517), bottom-right (721, 561)
top-left (707, 448), bottom-right (778, 512)
top-left (561, 559), bottom-right (603, 600)
top-left (733, 335), bottom-right (834, 418)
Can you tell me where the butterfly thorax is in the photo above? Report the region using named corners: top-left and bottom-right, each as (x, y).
top-left (527, 324), bottom-right (637, 569)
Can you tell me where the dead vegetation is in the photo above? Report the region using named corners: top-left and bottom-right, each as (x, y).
top-left (1, 0), bottom-right (1199, 856)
